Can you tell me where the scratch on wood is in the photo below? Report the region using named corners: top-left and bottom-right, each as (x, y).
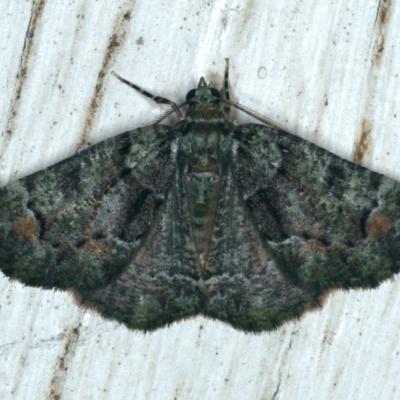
top-left (353, 119), bottom-right (371, 164)
top-left (49, 327), bottom-right (80, 400)
top-left (374, 0), bottom-right (392, 67)
top-left (77, 8), bottom-right (133, 150)
top-left (5, 0), bottom-right (47, 139)
top-left (354, 0), bottom-right (392, 164)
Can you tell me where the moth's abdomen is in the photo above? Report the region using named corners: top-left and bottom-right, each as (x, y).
top-left (185, 170), bottom-right (221, 272)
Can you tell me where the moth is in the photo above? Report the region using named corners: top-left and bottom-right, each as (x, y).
top-left (1, 60), bottom-right (399, 331)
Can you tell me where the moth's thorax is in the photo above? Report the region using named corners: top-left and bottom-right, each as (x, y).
top-left (184, 108), bottom-right (226, 135)
top-left (184, 83), bottom-right (226, 134)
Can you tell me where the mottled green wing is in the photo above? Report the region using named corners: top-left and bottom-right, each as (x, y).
top-left (203, 124), bottom-right (400, 331)
top-left (0, 126), bottom-right (202, 329)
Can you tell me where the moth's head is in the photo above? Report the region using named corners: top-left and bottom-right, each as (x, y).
top-left (185, 77), bottom-right (221, 108)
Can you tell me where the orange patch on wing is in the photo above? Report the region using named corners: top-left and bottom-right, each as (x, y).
top-left (367, 214), bottom-right (394, 239)
top-left (11, 217), bottom-right (38, 242)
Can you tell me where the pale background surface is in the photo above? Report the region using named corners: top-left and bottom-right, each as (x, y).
top-left (1, 1), bottom-right (400, 399)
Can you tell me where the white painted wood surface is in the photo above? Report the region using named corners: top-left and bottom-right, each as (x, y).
top-left (1, 1), bottom-right (400, 399)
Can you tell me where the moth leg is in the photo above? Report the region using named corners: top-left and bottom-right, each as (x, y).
top-left (111, 71), bottom-right (183, 119)
top-left (220, 58), bottom-right (231, 116)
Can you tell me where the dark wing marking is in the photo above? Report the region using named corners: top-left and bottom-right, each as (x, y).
top-left (206, 124), bottom-right (400, 331)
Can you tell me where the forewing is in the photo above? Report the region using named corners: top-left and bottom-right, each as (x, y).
top-left (234, 124), bottom-right (400, 292)
top-left (202, 124), bottom-right (400, 331)
top-left (0, 126), bottom-right (177, 291)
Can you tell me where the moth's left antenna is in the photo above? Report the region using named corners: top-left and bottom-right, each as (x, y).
top-left (111, 71), bottom-right (184, 119)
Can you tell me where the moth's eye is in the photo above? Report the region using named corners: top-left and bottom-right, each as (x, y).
top-left (186, 89), bottom-right (197, 102)
top-left (210, 88), bottom-right (221, 98)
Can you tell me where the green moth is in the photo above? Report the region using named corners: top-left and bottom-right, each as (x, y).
top-left (1, 60), bottom-right (399, 331)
